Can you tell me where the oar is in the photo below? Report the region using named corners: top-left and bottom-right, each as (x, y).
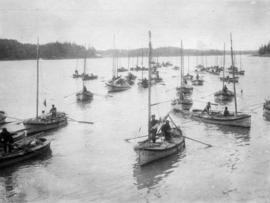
top-left (125, 135), bottom-right (147, 142)
top-left (93, 93), bottom-right (113, 98)
top-left (68, 117), bottom-right (94, 124)
top-left (151, 100), bottom-right (172, 106)
top-left (64, 92), bottom-right (77, 98)
top-left (5, 115), bottom-right (24, 121)
top-left (168, 115), bottom-right (213, 147)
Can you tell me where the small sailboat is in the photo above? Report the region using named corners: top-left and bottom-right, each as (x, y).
top-left (191, 34), bottom-right (251, 128)
top-left (192, 73), bottom-right (204, 86)
top-left (176, 41), bottom-right (193, 95)
top-left (263, 100), bottom-right (270, 118)
top-left (72, 59), bottom-right (82, 78)
top-left (134, 31), bottom-right (185, 166)
top-left (215, 44), bottom-right (234, 102)
top-left (125, 50), bottom-right (136, 85)
top-left (76, 56), bottom-right (94, 102)
top-left (0, 137), bottom-right (51, 168)
top-left (183, 55), bottom-right (193, 80)
top-left (23, 39), bottom-right (67, 135)
top-left (138, 48), bottom-right (149, 88)
top-left (171, 91), bottom-right (193, 112)
top-left (0, 111), bottom-right (6, 125)
top-left (81, 50), bottom-right (98, 80)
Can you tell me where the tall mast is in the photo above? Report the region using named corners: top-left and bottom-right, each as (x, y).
top-left (222, 43), bottom-right (225, 88)
top-left (187, 55), bottom-right (190, 74)
top-left (148, 31), bottom-right (152, 137)
top-left (112, 35), bottom-right (116, 78)
top-left (127, 49), bottom-right (130, 71)
top-left (230, 33), bottom-right (237, 114)
top-left (141, 48), bottom-right (144, 79)
top-left (239, 51), bottom-right (242, 71)
top-left (36, 38), bottom-right (40, 118)
top-left (83, 47), bottom-right (87, 87)
top-left (180, 40), bottom-right (183, 86)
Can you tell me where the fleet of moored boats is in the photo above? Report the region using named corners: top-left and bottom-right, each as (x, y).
top-left (1, 31), bottom-right (269, 167)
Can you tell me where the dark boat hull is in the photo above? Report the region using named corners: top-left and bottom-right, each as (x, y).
top-left (0, 138), bottom-right (51, 168)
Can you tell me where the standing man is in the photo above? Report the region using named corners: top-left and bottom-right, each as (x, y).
top-left (0, 128), bottom-right (14, 153)
top-left (50, 104), bottom-right (57, 118)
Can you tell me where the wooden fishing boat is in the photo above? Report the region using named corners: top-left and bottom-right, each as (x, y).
top-left (215, 44), bottom-right (235, 102)
top-left (135, 129), bottom-right (185, 166)
top-left (106, 77), bottom-right (130, 92)
top-left (263, 100), bottom-right (270, 115)
top-left (191, 109), bottom-right (251, 128)
top-left (192, 75), bottom-right (204, 86)
top-left (23, 112), bottom-right (67, 134)
top-left (171, 98), bottom-right (193, 111)
top-left (82, 73), bottom-right (98, 80)
top-left (137, 78), bottom-right (149, 88)
top-left (176, 41), bottom-right (193, 94)
top-left (134, 31), bottom-right (185, 166)
top-left (76, 89), bottom-right (93, 101)
top-left (0, 137), bottom-right (51, 168)
top-left (183, 56), bottom-right (193, 80)
top-left (183, 73), bottom-right (193, 80)
top-left (117, 67), bottom-right (128, 72)
top-left (192, 34), bottom-right (251, 128)
top-left (23, 40), bottom-right (68, 135)
top-left (0, 111), bottom-right (6, 125)
top-left (76, 56), bottom-right (94, 102)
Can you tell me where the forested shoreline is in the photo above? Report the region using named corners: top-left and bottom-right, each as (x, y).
top-left (0, 39), bottom-right (97, 60)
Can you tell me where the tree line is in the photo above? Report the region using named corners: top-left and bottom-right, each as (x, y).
top-left (258, 42), bottom-right (270, 55)
top-left (0, 39), bottom-right (97, 60)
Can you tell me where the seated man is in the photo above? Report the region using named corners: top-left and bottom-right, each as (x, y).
top-left (161, 120), bottom-right (171, 141)
top-left (203, 102), bottom-right (211, 114)
top-left (223, 106), bottom-right (230, 116)
top-left (150, 115), bottom-right (159, 143)
top-left (223, 85), bottom-right (228, 92)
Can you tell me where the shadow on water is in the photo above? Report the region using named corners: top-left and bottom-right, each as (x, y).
top-left (0, 149), bottom-right (52, 201)
top-left (76, 100), bottom-right (93, 109)
top-left (133, 150), bottom-right (186, 190)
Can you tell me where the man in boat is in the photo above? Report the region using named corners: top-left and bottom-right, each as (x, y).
top-left (0, 128), bottom-right (14, 153)
top-left (75, 70), bottom-right (79, 76)
top-left (196, 74), bottom-right (199, 80)
top-left (223, 106), bottom-right (230, 116)
top-left (83, 85), bottom-right (88, 92)
top-left (150, 115), bottom-right (159, 143)
top-left (203, 102), bottom-right (211, 114)
top-left (184, 79), bottom-right (187, 85)
top-left (223, 85), bottom-right (228, 92)
top-left (50, 104), bottom-right (57, 119)
top-left (161, 120), bottom-right (171, 141)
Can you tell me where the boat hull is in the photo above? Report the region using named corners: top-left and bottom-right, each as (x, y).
top-left (23, 112), bottom-right (67, 134)
top-left (136, 137), bottom-right (185, 166)
top-left (76, 91), bottom-right (93, 101)
top-left (106, 84), bottom-right (130, 92)
top-left (191, 110), bottom-right (251, 128)
top-left (0, 138), bottom-right (51, 168)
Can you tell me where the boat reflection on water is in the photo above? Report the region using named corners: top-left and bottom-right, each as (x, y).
top-left (216, 125), bottom-right (250, 144)
top-left (0, 149), bottom-right (52, 201)
top-left (133, 151), bottom-right (186, 190)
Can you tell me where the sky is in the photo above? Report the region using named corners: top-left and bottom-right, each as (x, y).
top-left (0, 0), bottom-right (269, 50)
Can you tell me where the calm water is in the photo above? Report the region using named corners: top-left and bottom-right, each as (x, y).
top-left (1, 55), bottom-right (270, 202)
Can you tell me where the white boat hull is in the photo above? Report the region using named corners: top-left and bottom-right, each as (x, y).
top-left (192, 111), bottom-right (251, 128)
top-left (136, 137), bottom-right (185, 166)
